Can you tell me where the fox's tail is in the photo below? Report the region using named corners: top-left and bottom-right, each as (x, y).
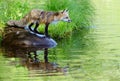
top-left (6, 19), bottom-right (27, 28)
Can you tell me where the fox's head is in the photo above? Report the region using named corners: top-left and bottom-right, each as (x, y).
top-left (54, 9), bottom-right (71, 23)
top-left (59, 9), bottom-right (72, 23)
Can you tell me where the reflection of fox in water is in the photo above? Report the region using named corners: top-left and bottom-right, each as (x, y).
top-left (7, 9), bottom-right (71, 37)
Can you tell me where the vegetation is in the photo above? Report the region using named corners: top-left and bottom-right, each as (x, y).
top-left (0, 0), bottom-right (29, 24)
top-left (0, 0), bottom-right (94, 38)
top-left (45, 0), bottom-right (94, 38)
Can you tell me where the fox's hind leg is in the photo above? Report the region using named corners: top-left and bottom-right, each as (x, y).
top-left (34, 22), bottom-right (40, 34)
top-left (28, 21), bottom-right (40, 34)
top-left (28, 23), bottom-right (34, 31)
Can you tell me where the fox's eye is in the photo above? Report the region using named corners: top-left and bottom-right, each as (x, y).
top-left (65, 17), bottom-right (68, 19)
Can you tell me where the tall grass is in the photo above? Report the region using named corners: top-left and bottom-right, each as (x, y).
top-left (0, 0), bottom-right (31, 40)
top-left (0, 0), bottom-right (30, 24)
top-left (44, 0), bottom-right (95, 38)
top-left (0, 0), bottom-right (94, 38)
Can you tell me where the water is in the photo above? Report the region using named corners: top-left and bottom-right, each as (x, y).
top-left (0, 0), bottom-right (120, 81)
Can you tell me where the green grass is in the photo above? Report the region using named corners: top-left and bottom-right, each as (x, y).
top-left (0, 0), bottom-right (94, 38)
top-left (0, 0), bottom-right (30, 24)
top-left (45, 0), bottom-right (94, 28)
top-left (44, 0), bottom-right (95, 38)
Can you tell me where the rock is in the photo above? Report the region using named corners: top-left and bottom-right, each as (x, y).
top-left (2, 27), bottom-right (57, 49)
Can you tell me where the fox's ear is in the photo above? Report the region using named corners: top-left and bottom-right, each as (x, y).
top-left (61, 9), bottom-right (69, 13)
top-left (65, 9), bottom-right (69, 12)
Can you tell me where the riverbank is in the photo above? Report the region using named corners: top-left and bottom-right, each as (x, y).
top-left (0, 0), bottom-right (94, 38)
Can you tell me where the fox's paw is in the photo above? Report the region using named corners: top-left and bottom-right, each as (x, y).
top-left (36, 33), bottom-right (45, 38)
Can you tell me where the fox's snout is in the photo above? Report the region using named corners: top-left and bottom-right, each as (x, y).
top-left (62, 18), bottom-right (72, 23)
top-left (68, 19), bottom-right (72, 23)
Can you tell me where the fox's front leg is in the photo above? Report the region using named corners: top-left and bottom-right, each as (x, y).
top-left (45, 23), bottom-right (50, 37)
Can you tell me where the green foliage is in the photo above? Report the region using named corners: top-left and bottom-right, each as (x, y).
top-left (70, 0), bottom-right (95, 28)
top-left (0, 0), bottom-right (29, 24)
top-left (44, 0), bottom-right (95, 38)
top-left (45, 0), bottom-right (70, 11)
top-left (45, 0), bottom-right (95, 28)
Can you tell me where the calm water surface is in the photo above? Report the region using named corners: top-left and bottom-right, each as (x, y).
top-left (0, 0), bottom-right (120, 81)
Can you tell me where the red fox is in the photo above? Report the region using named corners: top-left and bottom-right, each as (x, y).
top-left (7, 9), bottom-right (71, 37)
